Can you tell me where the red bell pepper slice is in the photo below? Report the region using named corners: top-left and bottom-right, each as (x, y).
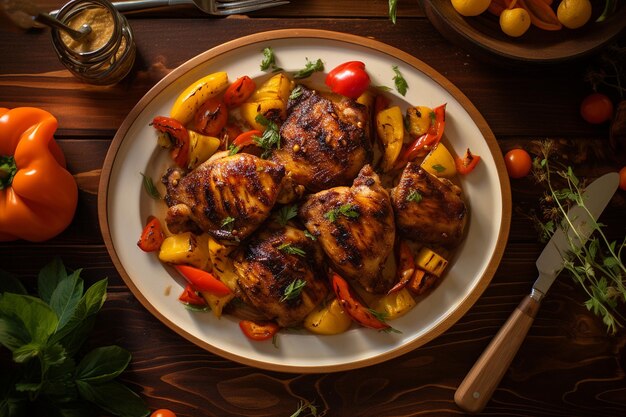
top-left (232, 130), bottom-right (262, 148)
top-left (152, 116), bottom-right (190, 168)
top-left (455, 148), bottom-right (481, 175)
top-left (400, 103), bottom-right (446, 164)
top-left (331, 272), bottom-right (389, 330)
top-left (178, 284), bottom-right (208, 306)
top-left (325, 61), bottom-right (371, 99)
top-left (239, 320), bottom-right (280, 341)
top-left (387, 240), bottom-right (415, 294)
top-left (223, 76), bottom-right (256, 107)
top-left (175, 265), bottom-right (232, 296)
top-left (137, 216), bottom-right (165, 252)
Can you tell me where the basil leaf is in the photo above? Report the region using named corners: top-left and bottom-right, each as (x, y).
top-left (0, 293), bottom-right (58, 350)
top-left (38, 258), bottom-right (68, 304)
top-left (50, 269), bottom-right (84, 332)
top-left (76, 380), bottom-right (149, 417)
top-left (0, 269), bottom-right (27, 295)
top-left (76, 346), bottom-right (131, 384)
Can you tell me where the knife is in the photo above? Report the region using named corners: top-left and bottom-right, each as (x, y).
top-left (454, 172), bottom-right (620, 414)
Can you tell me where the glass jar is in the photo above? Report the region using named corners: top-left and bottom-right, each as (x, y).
top-left (51, 0), bottom-right (136, 85)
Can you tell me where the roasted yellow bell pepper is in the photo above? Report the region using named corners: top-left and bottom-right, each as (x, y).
top-left (0, 107), bottom-right (78, 242)
top-left (240, 73), bottom-right (293, 130)
top-left (170, 72), bottom-right (229, 126)
top-left (304, 298), bottom-right (353, 335)
top-left (406, 105), bottom-right (433, 138)
top-left (372, 288), bottom-right (416, 320)
top-left (415, 247), bottom-right (448, 277)
top-left (375, 105), bottom-right (404, 172)
top-left (420, 143), bottom-right (457, 178)
top-left (187, 131), bottom-right (220, 169)
top-left (208, 236), bottom-right (239, 291)
top-left (158, 232), bottom-right (210, 270)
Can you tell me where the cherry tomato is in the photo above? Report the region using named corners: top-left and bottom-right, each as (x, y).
top-left (175, 265), bottom-right (232, 296)
top-left (325, 61), bottom-right (371, 99)
top-left (223, 76), bottom-right (256, 107)
top-left (152, 116), bottom-right (189, 167)
top-left (239, 320), bottom-right (280, 341)
top-left (151, 410), bottom-right (177, 417)
top-left (580, 93), bottom-right (614, 124)
top-left (137, 216), bottom-right (165, 252)
top-left (504, 148), bottom-right (532, 179)
top-left (194, 97), bottom-right (228, 136)
top-left (619, 166), bottom-right (626, 191)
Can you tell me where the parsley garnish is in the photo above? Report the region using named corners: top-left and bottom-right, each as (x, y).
top-left (324, 203), bottom-right (360, 222)
top-left (289, 85), bottom-right (303, 100)
top-left (228, 143), bottom-right (240, 156)
top-left (304, 230), bottom-right (317, 241)
top-left (280, 279), bottom-right (307, 302)
top-left (276, 204), bottom-right (298, 226)
top-left (221, 216), bottom-right (235, 231)
top-left (290, 400), bottom-right (318, 417)
top-left (260, 47), bottom-right (282, 71)
top-left (406, 190), bottom-right (423, 203)
top-left (277, 243), bottom-right (306, 257)
top-left (254, 114), bottom-right (281, 158)
top-left (392, 65), bottom-right (408, 96)
top-left (432, 164), bottom-right (446, 173)
top-left (140, 172), bottom-right (161, 200)
top-left (388, 0), bottom-right (398, 24)
top-left (293, 58), bottom-right (324, 79)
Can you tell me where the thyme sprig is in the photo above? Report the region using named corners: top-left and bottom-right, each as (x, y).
top-left (532, 141), bottom-right (626, 334)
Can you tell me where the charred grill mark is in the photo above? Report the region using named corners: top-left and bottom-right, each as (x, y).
top-left (332, 222), bottom-right (363, 268)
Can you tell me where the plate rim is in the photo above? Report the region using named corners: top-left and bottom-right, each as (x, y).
top-left (97, 28), bottom-right (512, 373)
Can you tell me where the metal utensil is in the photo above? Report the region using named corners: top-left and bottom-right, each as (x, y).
top-left (34, 12), bottom-right (92, 40)
top-left (51, 0), bottom-right (290, 16)
top-left (454, 172), bottom-right (620, 414)
top-left (1, 0), bottom-right (91, 40)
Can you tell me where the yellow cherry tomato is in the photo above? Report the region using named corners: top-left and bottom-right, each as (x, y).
top-left (500, 7), bottom-right (532, 37)
top-left (451, 0), bottom-right (491, 16)
top-left (557, 0), bottom-right (592, 29)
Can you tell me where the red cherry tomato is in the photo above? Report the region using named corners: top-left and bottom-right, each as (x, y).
top-left (325, 61), bottom-right (371, 99)
top-left (580, 93), bottom-right (614, 124)
top-left (239, 320), bottom-right (280, 341)
top-left (619, 167), bottom-right (626, 191)
top-left (504, 148), bottom-right (532, 179)
top-left (137, 216), bottom-right (165, 252)
top-left (151, 409), bottom-right (177, 417)
top-left (223, 76), bottom-right (256, 107)
top-left (194, 97), bottom-right (228, 136)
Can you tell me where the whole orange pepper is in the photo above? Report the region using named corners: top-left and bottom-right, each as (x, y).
top-left (0, 107), bottom-right (78, 241)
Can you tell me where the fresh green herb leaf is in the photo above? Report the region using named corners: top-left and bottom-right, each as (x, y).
top-left (260, 47), bottom-right (277, 71)
top-left (388, 0), bottom-right (398, 24)
top-left (221, 216), bottom-right (235, 231)
top-left (228, 143), bottom-right (240, 156)
top-left (429, 110), bottom-right (436, 125)
top-left (276, 204), bottom-right (298, 226)
top-left (254, 114), bottom-right (281, 158)
top-left (431, 164), bottom-right (446, 173)
top-left (289, 85), bottom-right (303, 100)
top-left (278, 243), bottom-right (306, 257)
top-left (140, 173), bottom-right (161, 200)
top-left (324, 204), bottom-right (360, 222)
top-left (293, 58), bottom-right (324, 79)
top-left (280, 279), bottom-right (307, 302)
top-left (291, 400), bottom-right (319, 417)
top-left (392, 65), bottom-right (408, 96)
top-left (406, 190), bottom-right (423, 203)
top-left (0, 268), bottom-right (27, 295)
top-left (75, 346), bottom-right (131, 384)
top-left (304, 230), bottom-right (317, 241)
top-left (376, 85), bottom-right (393, 92)
top-left (76, 380), bottom-right (149, 417)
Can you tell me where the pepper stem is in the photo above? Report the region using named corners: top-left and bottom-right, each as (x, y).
top-left (0, 155), bottom-right (17, 190)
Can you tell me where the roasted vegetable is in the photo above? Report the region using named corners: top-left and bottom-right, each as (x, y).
top-left (240, 73), bottom-right (293, 130)
top-left (304, 298), bottom-right (353, 335)
top-left (170, 72), bottom-right (229, 126)
top-left (158, 232), bottom-right (210, 270)
top-left (372, 288), bottom-right (416, 320)
top-left (421, 143), bottom-right (457, 178)
top-left (187, 130), bottom-right (220, 169)
top-left (415, 247), bottom-right (448, 277)
top-left (376, 105), bottom-right (404, 172)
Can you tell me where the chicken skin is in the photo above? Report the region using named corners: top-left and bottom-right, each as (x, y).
top-left (162, 153), bottom-right (285, 242)
top-left (271, 85), bottom-right (372, 193)
top-left (299, 165), bottom-right (396, 294)
top-left (390, 162), bottom-right (467, 248)
top-left (233, 223), bottom-right (329, 327)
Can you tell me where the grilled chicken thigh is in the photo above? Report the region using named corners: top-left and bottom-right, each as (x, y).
top-left (390, 163), bottom-right (467, 248)
top-left (271, 86), bottom-right (372, 192)
top-left (299, 165), bottom-right (396, 293)
top-left (162, 152), bottom-right (285, 241)
top-left (233, 223), bottom-right (329, 327)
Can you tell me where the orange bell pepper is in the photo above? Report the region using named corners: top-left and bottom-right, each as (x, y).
top-left (0, 107), bottom-right (78, 242)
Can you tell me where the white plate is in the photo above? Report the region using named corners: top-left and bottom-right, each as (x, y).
top-left (99, 29), bottom-right (511, 373)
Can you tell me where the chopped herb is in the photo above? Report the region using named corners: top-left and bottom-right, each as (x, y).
top-left (278, 243), bottom-right (306, 257)
top-left (276, 204), bottom-right (299, 226)
top-left (141, 172), bottom-right (161, 200)
top-left (392, 65), bottom-right (408, 96)
top-left (429, 110), bottom-right (436, 125)
top-left (221, 216), bottom-right (235, 231)
top-left (324, 203), bottom-right (360, 222)
top-left (388, 0), bottom-right (398, 24)
top-left (432, 164), bottom-right (446, 173)
top-left (281, 278), bottom-right (307, 302)
top-left (260, 47), bottom-right (281, 71)
top-left (293, 58), bottom-right (324, 79)
top-left (289, 85), bottom-right (303, 100)
top-left (228, 143), bottom-right (240, 156)
top-left (367, 309), bottom-right (402, 333)
top-left (406, 190), bottom-right (423, 203)
top-left (304, 230), bottom-right (317, 241)
top-left (290, 400), bottom-right (318, 417)
top-left (254, 114), bottom-right (281, 158)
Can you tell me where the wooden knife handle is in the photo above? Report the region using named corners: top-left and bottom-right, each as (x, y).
top-left (454, 294), bottom-right (541, 413)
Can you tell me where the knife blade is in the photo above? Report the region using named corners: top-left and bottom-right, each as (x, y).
top-left (455, 172), bottom-right (620, 414)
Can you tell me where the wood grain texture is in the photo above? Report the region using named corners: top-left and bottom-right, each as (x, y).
top-left (1, 5), bottom-right (625, 416)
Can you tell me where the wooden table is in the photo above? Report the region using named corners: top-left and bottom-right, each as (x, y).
top-left (2, 1), bottom-right (625, 416)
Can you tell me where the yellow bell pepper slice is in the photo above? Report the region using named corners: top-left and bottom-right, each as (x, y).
top-left (420, 143), bottom-right (457, 178)
top-left (372, 288), bottom-right (416, 320)
top-left (187, 130), bottom-right (220, 169)
top-left (240, 73), bottom-right (293, 129)
top-left (304, 298), bottom-right (352, 335)
top-left (415, 247), bottom-right (448, 277)
top-left (376, 105), bottom-right (404, 172)
top-left (170, 72), bottom-right (229, 126)
top-left (158, 232), bottom-right (210, 270)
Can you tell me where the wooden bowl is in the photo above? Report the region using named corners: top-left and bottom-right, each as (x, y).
top-left (418, 0), bottom-right (626, 66)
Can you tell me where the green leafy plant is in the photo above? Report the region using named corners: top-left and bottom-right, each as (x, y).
top-left (0, 259), bottom-right (149, 417)
top-left (532, 141), bottom-right (626, 334)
